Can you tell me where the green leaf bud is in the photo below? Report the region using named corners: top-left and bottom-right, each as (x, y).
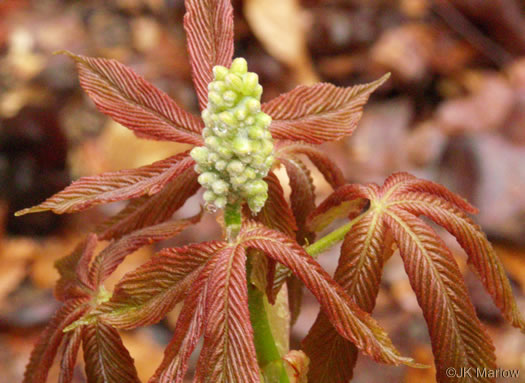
top-left (214, 196), bottom-right (227, 209)
top-left (246, 99), bottom-right (261, 114)
top-left (232, 136), bottom-right (252, 156)
top-left (212, 179), bottom-right (229, 194)
top-left (225, 73), bottom-right (244, 93)
top-left (216, 146), bottom-right (233, 159)
top-left (244, 167), bottom-right (257, 180)
top-left (205, 136), bottom-right (220, 150)
top-left (243, 180), bottom-right (267, 196)
top-left (234, 106), bottom-right (247, 121)
top-left (253, 84), bottom-right (263, 98)
top-left (231, 174), bottom-right (247, 187)
top-left (208, 91), bottom-right (224, 107)
top-left (203, 190), bottom-right (217, 202)
top-left (215, 160), bottom-right (227, 171)
top-left (190, 146), bottom-right (209, 164)
top-left (227, 160), bottom-right (244, 175)
top-left (219, 111), bottom-right (237, 127)
top-left (207, 152), bottom-right (219, 163)
top-left (261, 139), bottom-right (274, 156)
top-left (255, 113), bottom-right (272, 127)
top-left (248, 126), bottom-right (264, 140)
top-left (230, 57), bottom-right (248, 74)
top-left (242, 72), bottom-right (259, 93)
top-left (198, 172), bottom-right (218, 186)
top-left (213, 65), bottom-right (229, 80)
top-left (222, 90), bottom-right (237, 103)
top-left (196, 57), bottom-right (275, 214)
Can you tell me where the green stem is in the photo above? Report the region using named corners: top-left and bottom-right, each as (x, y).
top-left (248, 280), bottom-right (290, 383)
top-left (246, 211), bottom-right (366, 382)
top-left (224, 202), bottom-right (242, 241)
top-left (305, 212), bottom-right (367, 258)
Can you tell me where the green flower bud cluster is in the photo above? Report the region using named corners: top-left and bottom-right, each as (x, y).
top-left (190, 57), bottom-right (274, 213)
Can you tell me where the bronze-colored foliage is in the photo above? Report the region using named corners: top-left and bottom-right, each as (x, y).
top-left (18, 0), bottom-right (523, 382)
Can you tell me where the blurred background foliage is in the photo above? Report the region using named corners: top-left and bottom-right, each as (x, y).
top-left (1, 0), bottom-right (524, 381)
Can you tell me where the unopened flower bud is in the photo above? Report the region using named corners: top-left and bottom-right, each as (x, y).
top-left (230, 58), bottom-right (248, 74)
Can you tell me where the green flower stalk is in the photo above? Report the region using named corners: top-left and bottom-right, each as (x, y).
top-left (190, 58), bottom-right (274, 213)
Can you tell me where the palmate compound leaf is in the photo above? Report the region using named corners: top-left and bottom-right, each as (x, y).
top-left (149, 251), bottom-right (220, 383)
top-left (184, 0), bottom-right (235, 111)
top-left (89, 215), bottom-right (202, 287)
top-left (386, 208), bottom-right (496, 382)
top-left (194, 244), bottom-right (260, 383)
top-left (58, 328), bottom-right (82, 383)
top-left (82, 320), bottom-right (140, 383)
top-left (54, 234), bottom-right (98, 301)
top-left (262, 74), bottom-right (390, 144)
top-left (98, 241), bottom-right (224, 329)
top-left (393, 193), bottom-right (525, 330)
top-left (303, 172), bottom-right (524, 382)
top-left (97, 166), bottom-right (200, 240)
top-left (59, 51), bottom-right (204, 145)
top-left (16, 152), bottom-right (195, 216)
top-left (302, 209), bottom-right (388, 382)
top-left (244, 172), bottom-right (297, 302)
top-left (23, 301), bottom-right (90, 383)
top-left (276, 141), bottom-right (346, 190)
top-left (238, 221), bottom-right (418, 367)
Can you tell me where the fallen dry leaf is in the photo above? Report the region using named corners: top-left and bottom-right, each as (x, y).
top-left (244, 0), bottom-right (318, 85)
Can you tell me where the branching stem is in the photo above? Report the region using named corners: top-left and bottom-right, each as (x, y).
top-left (305, 212), bottom-right (367, 257)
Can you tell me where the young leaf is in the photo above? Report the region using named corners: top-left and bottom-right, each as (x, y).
top-left (385, 208), bottom-right (496, 381)
top-left (279, 156), bottom-right (315, 244)
top-left (303, 210), bottom-right (387, 382)
top-left (82, 321), bottom-right (140, 383)
top-left (390, 191), bottom-right (525, 331)
top-left (23, 302), bottom-right (89, 383)
top-left (308, 172), bottom-right (508, 382)
top-left (277, 141), bottom-right (345, 189)
top-left (16, 152), bottom-right (195, 216)
top-left (98, 241), bottom-right (223, 329)
top-left (149, 253), bottom-right (220, 383)
top-left (194, 245), bottom-right (260, 383)
top-left (306, 184), bottom-right (370, 232)
top-left (60, 51), bottom-right (203, 145)
top-left (58, 328), bottom-right (82, 383)
top-left (55, 234), bottom-right (98, 301)
top-left (252, 171), bottom-right (297, 237)
top-left (262, 74), bottom-right (389, 144)
top-left (183, 0), bottom-right (235, 111)
top-left (240, 222), bottom-right (415, 366)
top-left (97, 167), bottom-right (200, 240)
top-left (89, 216), bottom-right (201, 287)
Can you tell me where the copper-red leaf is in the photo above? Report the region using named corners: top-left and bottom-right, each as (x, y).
top-left (62, 51), bottom-right (203, 144)
top-left (240, 222), bottom-right (415, 366)
top-left (262, 74), bottom-right (389, 144)
top-left (55, 234), bottom-right (98, 301)
top-left (58, 328), bottom-right (82, 383)
top-left (184, 0), bottom-right (234, 111)
top-left (23, 302), bottom-right (89, 383)
top-left (385, 208), bottom-right (496, 382)
top-left (97, 167), bottom-right (200, 240)
top-left (194, 245), bottom-right (260, 383)
top-left (149, 251), bottom-right (220, 383)
top-left (99, 241), bottom-right (223, 329)
top-left (391, 192), bottom-right (525, 331)
top-left (16, 152), bottom-right (195, 216)
top-left (90, 216), bottom-right (200, 287)
top-left (277, 142), bottom-right (345, 189)
top-left (303, 210), bottom-right (387, 382)
top-left (82, 321), bottom-right (140, 383)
